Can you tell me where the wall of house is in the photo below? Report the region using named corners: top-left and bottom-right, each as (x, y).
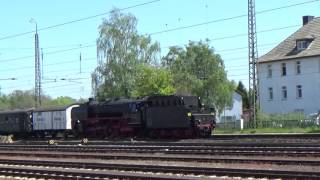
top-left (258, 56), bottom-right (320, 115)
top-left (219, 92), bottom-right (243, 122)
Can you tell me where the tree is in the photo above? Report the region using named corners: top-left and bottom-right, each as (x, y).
top-left (92, 9), bottom-right (160, 100)
top-left (0, 90), bottom-right (77, 110)
top-left (8, 90), bottom-right (35, 109)
top-left (236, 81), bottom-right (250, 109)
top-left (163, 41), bottom-right (234, 112)
top-left (132, 64), bottom-right (176, 97)
top-left (50, 96), bottom-right (76, 106)
top-left (0, 95), bottom-right (9, 110)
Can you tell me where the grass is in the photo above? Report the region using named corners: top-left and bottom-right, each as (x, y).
top-left (214, 126), bottom-right (320, 134)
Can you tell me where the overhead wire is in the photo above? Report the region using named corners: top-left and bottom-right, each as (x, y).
top-left (0, 0), bottom-right (312, 64)
top-left (148, 0), bottom-right (318, 36)
top-left (1, 0), bottom-right (318, 95)
top-left (0, 44), bottom-right (95, 63)
top-left (0, 0), bottom-right (161, 41)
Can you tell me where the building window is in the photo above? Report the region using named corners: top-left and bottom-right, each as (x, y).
top-left (268, 87), bottom-right (273, 100)
top-left (282, 86), bottom-right (287, 100)
top-left (296, 85), bottom-right (302, 99)
top-left (296, 40), bottom-right (310, 51)
top-left (281, 63), bottom-right (286, 76)
top-left (296, 61), bottom-right (301, 74)
top-left (267, 64), bottom-right (272, 78)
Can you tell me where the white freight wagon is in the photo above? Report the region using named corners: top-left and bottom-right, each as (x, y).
top-left (32, 104), bottom-right (79, 137)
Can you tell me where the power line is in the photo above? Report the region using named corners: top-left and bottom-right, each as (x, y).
top-left (0, 44), bottom-right (95, 63)
top-left (216, 42), bottom-right (278, 52)
top-left (0, 0), bottom-right (316, 43)
top-left (0, 0), bottom-right (160, 41)
top-left (0, 22), bottom-right (303, 64)
top-left (256, 0), bottom-right (319, 15)
top-left (0, 41), bottom-right (276, 73)
top-left (148, 0), bottom-right (318, 36)
top-left (161, 24), bottom-right (298, 50)
top-left (0, 57), bottom-right (96, 73)
top-left (0, 41), bottom-right (96, 51)
top-left (1, 0), bottom-right (318, 95)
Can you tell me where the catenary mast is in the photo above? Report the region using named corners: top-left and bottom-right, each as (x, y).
top-left (33, 21), bottom-right (41, 107)
top-left (248, 0), bottom-right (258, 127)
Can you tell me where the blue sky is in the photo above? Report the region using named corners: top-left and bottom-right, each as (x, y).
top-left (0, 0), bottom-right (319, 99)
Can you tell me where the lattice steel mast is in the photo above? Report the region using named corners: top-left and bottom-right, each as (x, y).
top-left (34, 22), bottom-right (41, 107)
top-left (248, 0), bottom-right (258, 126)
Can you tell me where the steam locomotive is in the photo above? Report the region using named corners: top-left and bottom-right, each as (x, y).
top-left (0, 95), bottom-right (215, 139)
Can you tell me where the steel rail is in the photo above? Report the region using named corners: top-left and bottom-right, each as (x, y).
top-left (0, 151), bottom-right (318, 165)
top-left (0, 159), bottom-right (318, 179)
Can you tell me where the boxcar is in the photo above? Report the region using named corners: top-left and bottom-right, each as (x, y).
top-left (32, 104), bottom-right (79, 137)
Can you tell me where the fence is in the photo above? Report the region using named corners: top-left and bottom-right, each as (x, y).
top-left (216, 121), bottom-right (241, 129)
top-left (216, 118), bottom-right (320, 129)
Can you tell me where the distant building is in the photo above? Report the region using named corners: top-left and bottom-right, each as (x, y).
top-left (219, 91), bottom-right (243, 122)
top-left (257, 16), bottom-right (320, 115)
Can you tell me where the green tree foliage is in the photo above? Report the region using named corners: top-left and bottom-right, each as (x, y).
top-left (0, 90), bottom-right (76, 110)
top-left (236, 81), bottom-right (250, 109)
top-left (0, 95), bottom-right (9, 110)
top-left (43, 96), bottom-right (76, 107)
top-left (132, 64), bottom-right (176, 97)
top-left (163, 41), bottom-right (234, 112)
top-left (92, 9), bottom-right (160, 100)
top-left (7, 90), bottom-right (36, 109)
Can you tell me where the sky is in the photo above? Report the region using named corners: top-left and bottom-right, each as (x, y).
top-left (0, 0), bottom-right (319, 100)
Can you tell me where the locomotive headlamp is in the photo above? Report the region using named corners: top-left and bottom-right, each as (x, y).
top-left (187, 112), bottom-right (192, 117)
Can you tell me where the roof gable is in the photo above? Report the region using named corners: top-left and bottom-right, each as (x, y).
top-left (258, 17), bottom-right (320, 63)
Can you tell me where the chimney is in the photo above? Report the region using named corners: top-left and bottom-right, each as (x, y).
top-left (303, 16), bottom-right (314, 25)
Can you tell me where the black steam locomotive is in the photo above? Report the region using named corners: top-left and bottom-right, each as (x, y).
top-left (72, 95), bottom-right (215, 138)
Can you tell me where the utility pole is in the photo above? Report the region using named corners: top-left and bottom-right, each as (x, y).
top-left (31, 19), bottom-right (41, 107)
top-left (248, 0), bottom-right (258, 127)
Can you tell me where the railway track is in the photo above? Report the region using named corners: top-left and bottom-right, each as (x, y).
top-left (1, 135), bottom-right (320, 179)
top-left (0, 165), bottom-right (199, 180)
top-left (0, 144), bottom-right (319, 157)
top-left (0, 158), bottom-right (318, 179)
top-left (13, 137), bottom-right (320, 146)
top-left (0, 150), bottom-right (318, 166)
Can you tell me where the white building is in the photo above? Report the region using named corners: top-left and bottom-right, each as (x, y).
top-left (258, 16), bottom-right (320, 115)
top-left (219, 91), bottom-right (243, 122)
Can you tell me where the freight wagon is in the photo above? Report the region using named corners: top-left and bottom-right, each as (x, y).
top-left (32, 105), bottom-right (79, 138)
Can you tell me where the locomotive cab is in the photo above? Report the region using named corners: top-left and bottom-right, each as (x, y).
top-left (180, 96), bottom-right (216, 137)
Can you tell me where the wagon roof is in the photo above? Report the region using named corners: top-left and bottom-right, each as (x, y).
top-left (0, 108), bottom-right (34, 114)
top-left (33, 104), bottom-right (80, 112)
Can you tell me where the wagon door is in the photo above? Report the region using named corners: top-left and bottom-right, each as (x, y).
top-left (52, 111), bottom-right (65, 130)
